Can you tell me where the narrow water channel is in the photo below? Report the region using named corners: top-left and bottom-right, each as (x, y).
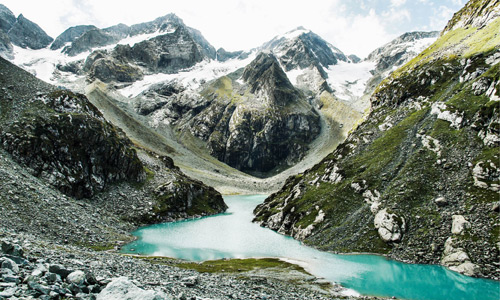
top-left (122, 195), bottom-right (500, 300)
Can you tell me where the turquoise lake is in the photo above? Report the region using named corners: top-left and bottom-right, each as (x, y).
top-left (122, 195), bottom-right (500, 300)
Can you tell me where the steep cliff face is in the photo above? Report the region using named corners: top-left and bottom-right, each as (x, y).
top-left (254, 0), bottom-right (500, 279)
top-left (0, 57), bottom-right (226, 220)
top-left (7, 14), bottom-right (53, 50)
top-left (140, 52), bottom-right (321, 175)
top-left (81, 15), bottom-right (214, 83)
top-left (189, 53), bottom-right (320, 174)
top-left (0, 5), bottom-right (53, 57)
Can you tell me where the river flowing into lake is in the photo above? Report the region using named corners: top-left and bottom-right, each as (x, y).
top-left (122, 195), bottom-right (500, 300)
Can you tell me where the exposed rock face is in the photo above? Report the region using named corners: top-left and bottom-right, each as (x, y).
top-left (148, 178), bottom-right (227, 223)
top-left (216, 47), bottom-right (248, 62)
top-left (50, 25), bottom-right (98, 50)
top-left (364, 31), bottom-right (439, 94)
top-left (7, 14), bottom-right (53, 49)
top-left (253, 1), bottom-right (500, 279)
top-left (154, 52), bottom-right (321, 175)
top-left (89, 56), bottom-right (144, 83)
top-left (63, 28), bottom-right (118, 56)
top-left (451, 215), bottom-right (471, 235)
top-left (0, 88), bottom-right (145, 199)
top-left (374, 209), bottom-right (406, 242)
top-left (348, 54), bottom-right (361, 63)
top-left (0, 29), bottom-right (12, 58)
top-left (0, 4), bottom-right (16, 32)
top-left (82, 15), bottom-right (215, 83)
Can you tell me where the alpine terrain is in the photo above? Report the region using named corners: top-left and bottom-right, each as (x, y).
top-left (0, 0), bottom-right (498, 299)
top-left (254, 0), bottom-right (500, 280)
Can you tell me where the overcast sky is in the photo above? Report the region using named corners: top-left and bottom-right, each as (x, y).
top-left (2, 0), bottom-right (465, 58)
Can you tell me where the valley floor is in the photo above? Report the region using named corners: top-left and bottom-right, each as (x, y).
top-left (85, 82), bottom-right (362, 196)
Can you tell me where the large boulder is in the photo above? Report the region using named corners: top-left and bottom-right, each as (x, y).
top-left (374, 209), bottom-right (406, 242)
top-left (97, 277), bottom-right (171, 300)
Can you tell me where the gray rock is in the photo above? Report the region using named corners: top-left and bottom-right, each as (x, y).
top-left (32, 264), bottom-right (48, 277)
top-left (1, 257), bottom-right (19, 273)
top-left (67, 270), bottom-right (86, 285)
top-left (1, 241), bottom-right (24, 257)
top-left (62, 28), bottom-right (117, 56)
top-left (3, 275), bottom-right (20, 283)
top-left (181, 275), bottom-right (198, 287)
top-left (43, 271), bottom-right (61, 283)
top-left (434, 197), bottom-right (448, 207)
top-left (49, 264), bottom-right (73, 279)
top-left (28, 281), bottom-right (52, 295)
top-left (0, 287), bottom-right (17, 298)
top-left (374, 208), bottom-right (406, 242)
top-left (451, 215), bottom-right (470, 235)
top-left (0, 4), bottom-right (16, 32)
top-left (96, 277), bottom-right (171, 300)
top-left (51, 25), bottom-right (98, 50)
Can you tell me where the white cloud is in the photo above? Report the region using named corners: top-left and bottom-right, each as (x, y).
top-left (391, 0), bottom-right (407, 7)
top-left (430, 5), bottom-right (457, 29)
top-left (382, 8), bottom-right (412, 23)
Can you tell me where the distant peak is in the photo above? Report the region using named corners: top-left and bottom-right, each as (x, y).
top-left (280, 27), bottom-right (311, 40)
top-left (155, 13), bottom-right (184, 25)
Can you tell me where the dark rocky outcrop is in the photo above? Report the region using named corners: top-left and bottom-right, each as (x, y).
top-left (0, 60), bottom-right (145, 198)
top-left (242, 52), bottom-right (300, 106)
top-left (127, 25), bottom-right (205, 73)
top-left (348, 54), bottom-right (361, 63)
top-left (0, 29), bottom-right (12, 58)
top-left (0, 4), bottom-right (16, 32)
top-left (62, 28), bottom-right (118, 56)
top-left (51, 25), bottom-right (98, 50)
top-left (216, 48), bottom-right (248, 62)
top-left (89, 56), bottom-right (144, 83)
top-left (253, 0), bottom-right (499, 279)
top-left (7, 14), bottom-right (53, 49)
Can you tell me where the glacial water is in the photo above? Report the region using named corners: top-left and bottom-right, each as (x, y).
top-left (122, 195), bottom-right (500, 300)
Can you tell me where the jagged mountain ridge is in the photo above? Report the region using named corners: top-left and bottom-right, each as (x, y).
top-left (0, 2), bottom-right (449, 182)
top-left (253, 0), bottom-right (499, 279)
top-left (0, 4), bottom-right (53, 58)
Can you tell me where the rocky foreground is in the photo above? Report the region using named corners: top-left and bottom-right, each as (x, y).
top-left (0, 233), bottom-right (390, 300)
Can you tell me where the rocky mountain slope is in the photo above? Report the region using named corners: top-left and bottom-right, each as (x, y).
top-left (254, 0), bottom-right (500, 280)
top-left (0, 4), bottom-right (53, 59)
top-left (0, 56), bottom-right (226, 230)
top-left (364, 31), bottom-right (440, 95)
